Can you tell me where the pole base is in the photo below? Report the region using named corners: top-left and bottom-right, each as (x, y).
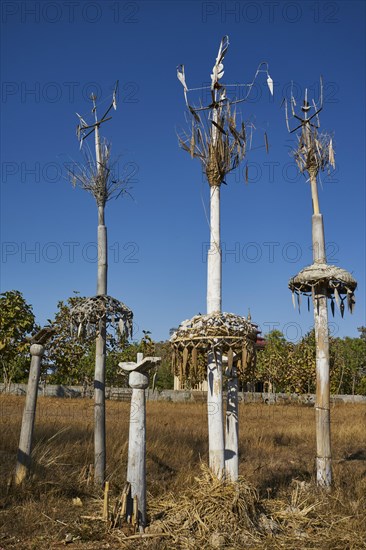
top-left (316, 457), bottom-right (332, 488)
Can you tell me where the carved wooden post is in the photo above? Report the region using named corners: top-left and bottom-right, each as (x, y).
top-left (285, 86), bottom-right (358, 489)
top-left (93, 114), bottom-right (108, 487)
top-left (308, 103), bottom-right (331, 487)
top-left (176, 37), bottom-right (273, 480)
top-left (171, 314), bottom-right (257, 483)
top-left (94, 316), bottom-right (106, 487)
top-left (225, 363), bottom-right (239, 481)
top-left (119, 355), bottom-right (160, 529)
top-left (14, 327), bottom-right (54, 485)
top-left (15, 344), bottom-right (44, 484)
top-left (312, 212), bottom-right (331, 487)
top-left (72, 86), bottom-right (121, 488)
top-left (207, 181), bottom-right (225, 478)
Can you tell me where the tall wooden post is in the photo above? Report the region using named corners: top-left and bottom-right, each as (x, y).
top-left (207, 219), bottom-right (224, 476)
top-left (127, 353), bottom-right (147, 528)
top-left (73, 84), bottom-right (124, 487)
top-left (120, 354), bottom-right (160, 529)
top-left (176, 37), bottom-right (272, 480)
top-left (312, 211), bottom-right (331, 487)
top-left (207, 98), bottom-right (225, 478)
top-left (15, 344), bottom-right (44, 484)
top-left (94, 317), bottom-right (107, 487)
top-left (225, 363), bottom-right (239, 481)
top-left (307, 84), bottom-right (331, 485)
top-left (285, 86), bottom-right (335, 488)
top-left (93, 99), bottom-right (108, 488)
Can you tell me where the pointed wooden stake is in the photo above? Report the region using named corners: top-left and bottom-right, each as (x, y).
top-left (103, 481), bottom-right (110, 520)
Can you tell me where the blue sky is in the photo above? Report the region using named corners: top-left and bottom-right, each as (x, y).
top-left (1, 0), bottom-right (365, 343)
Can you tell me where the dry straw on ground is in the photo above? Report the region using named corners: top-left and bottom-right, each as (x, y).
top-left (143, 462), bottom-right (366, 549)
top-left (146, 462), bottom-right (260, 548)
top-left (0, 398), bottom-right (365, 549)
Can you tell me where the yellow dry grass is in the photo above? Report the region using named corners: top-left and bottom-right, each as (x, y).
top-left (0, 396), bottom-right (365, 549)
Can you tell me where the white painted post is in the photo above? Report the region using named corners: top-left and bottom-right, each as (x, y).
top-left (127, 352), bottom-right (147, 528)
top-left (207, 346), bottom-right (224, 477)
top-left (225, 364), bottom-right (239, 481)
top-left (207, 185), bottom-right (222, 314)
top-left (207, 185), bottom-right (224, 479)
top-left (15, 344), bottom-right (44, 485)
top-left (206, 98), bottom-right (225, 477)
top-left (120, 354), bottom-right (160, 529)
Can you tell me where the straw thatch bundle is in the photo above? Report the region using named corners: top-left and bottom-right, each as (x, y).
top-left (177, 37), bottom-right (273, 189)
top-left (170, 313), bottom-right (258, 386)
top-left (144, 467), bottom-right (366, 549)
top-left (178, 104), bottom-right (249, 188)
top-left (289, 263), bottom-right (357, 317)
top-left (285, 83), bottom-right (335, 180)
top-left (292, 130), bottom-right (335, 178)
top-left (69, 295), bottom-right (133, 338)
top-left (147, 463), bottom-right (260, 548)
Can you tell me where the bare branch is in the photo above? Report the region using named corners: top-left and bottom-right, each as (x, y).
top-left (285, 80), bottom-right (335, 179)
top-left (68, 140), bottom-right (132, 207)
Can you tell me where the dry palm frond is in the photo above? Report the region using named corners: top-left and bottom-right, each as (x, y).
top-left (170, 312), bottom-right (258, 386)
top-left (292, 128), bottom-right (335, 178)
top-left (177, 38), bottom-right (272, 188)
top-left (285, 78), bottom-right (337, 182)
top-left (178, 101), bottom-right (249, 187)
top-left (68, 140), bottom-right (131, 207)
top-left (285, 81), bottom-right (335, 181)
top-left (264, 485), bottom-right (323, 540)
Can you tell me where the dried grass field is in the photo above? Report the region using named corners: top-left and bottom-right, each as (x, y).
top-left (0, 396), bottom-right (365, 549)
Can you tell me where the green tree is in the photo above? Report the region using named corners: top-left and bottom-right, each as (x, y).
top-left (0, 290), bottom-right (38, 388)
top-left (46, 296), bottom-right (95, 385)
top-left (105, 339), bottom-right (140, 387)
top-left (255, 329), bottom-right (366, 396)
top-left (256, 330), bottom-right (291, 392)
top-left (288, 330), bottom-right (316, 394)
top-left (154, 341), bottom-right (174, 390)
top-left (330, 336), bottom-right (366, 395)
